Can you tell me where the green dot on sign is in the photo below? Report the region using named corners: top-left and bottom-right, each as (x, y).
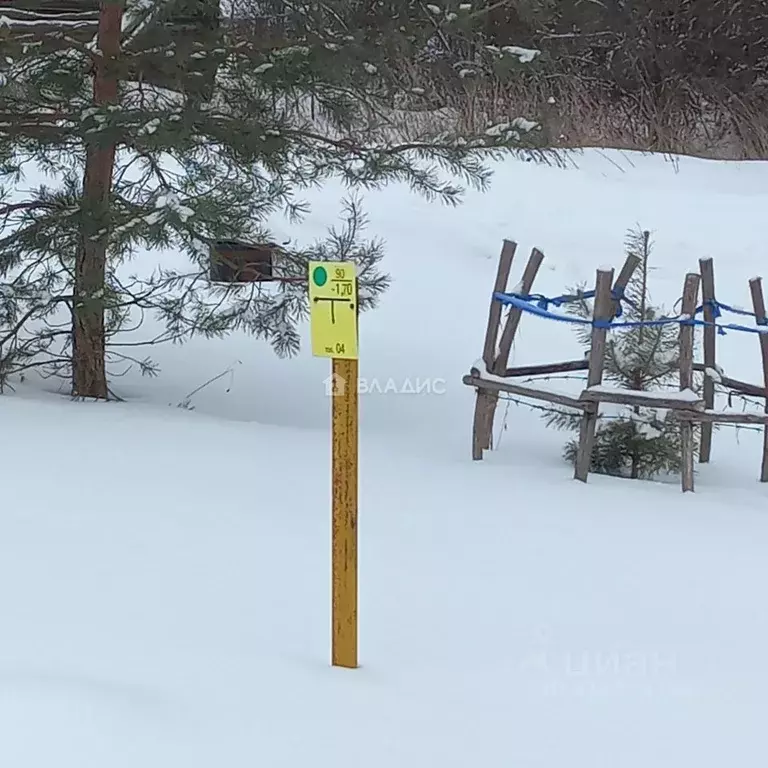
top-left (312, 266), bottom-right (328, 287)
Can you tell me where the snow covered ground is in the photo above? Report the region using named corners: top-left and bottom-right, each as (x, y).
top-left (2, 149), bottom-right (768, 766)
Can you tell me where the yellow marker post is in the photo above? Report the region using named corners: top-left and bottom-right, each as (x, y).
top-left (309, 261), bottom-right (359, 669)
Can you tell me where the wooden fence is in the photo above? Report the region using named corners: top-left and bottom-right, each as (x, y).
top-left (464, 242), bottom-right (768, 492)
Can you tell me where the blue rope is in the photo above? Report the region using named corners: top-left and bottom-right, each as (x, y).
top-left (513, 288), bottom-right (631, 317)
top-left (493, 292), bottom-right (768, 336)
top-left (523, 290), bottom-right (595, 312)
top-left (695, 298), bottom-right (758, 320)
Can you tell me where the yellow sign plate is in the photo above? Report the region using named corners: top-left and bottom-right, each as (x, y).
top-left (308, 261), bottom-right (358, 359)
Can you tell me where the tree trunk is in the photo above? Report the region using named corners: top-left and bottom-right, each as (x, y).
top-left (72, 1), bottom-right (122, 399)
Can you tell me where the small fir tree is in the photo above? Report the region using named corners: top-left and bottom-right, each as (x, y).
top-left (546, 227), bottom-right (697, 479)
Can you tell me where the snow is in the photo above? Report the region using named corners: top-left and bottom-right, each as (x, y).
top-left (154, 191), bottom-right (195, 222)
top-left (628, 408), bottom-right (665, 438)
top-left (501, 45), bottom-right (541, 64)
top-left (0, 14), bottom-right (95, 29)
top-left (3, 149), bottom-right (768, 766)
top-left (586, 384), bottom-right (702, 403)
top-left (511, 116), bottom-right (539, 133)
top-left (486, 119), bottom-right (539, 137)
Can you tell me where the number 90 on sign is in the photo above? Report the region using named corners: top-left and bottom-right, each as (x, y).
top-left (308, 261), bottom-right (359, 360)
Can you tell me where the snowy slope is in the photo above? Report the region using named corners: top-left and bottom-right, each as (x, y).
top-left (2, 149), bottom-right (768, 767)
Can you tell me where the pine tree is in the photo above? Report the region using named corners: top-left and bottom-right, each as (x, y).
top-left (0, 0), bottom-right (547, 398)
top-left (546, 227), bottom-right (698, 479)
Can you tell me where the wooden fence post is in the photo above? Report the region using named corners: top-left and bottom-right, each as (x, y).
top-left (748, 277), bottom-right (768, 482)
top-left (574, 268), bottom-right (614, 482)
top-left (698, 258), bottom-right (716, 463)
top-left (679, 272), bottom-right (700, 492)
top-left (478, 247), bottom-right (544, 454)
top-left (611, 254), bottom-right (642, 314)
top-left (482, 241), bottom-right (517, 370)
top-left (472, 240), bottom-right (516, 460)
top-left (491, 248), bottom-right (545, 375)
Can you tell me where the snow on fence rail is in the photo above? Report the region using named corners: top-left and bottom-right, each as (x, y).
top-left (463, 241), bottom-right (768, 492)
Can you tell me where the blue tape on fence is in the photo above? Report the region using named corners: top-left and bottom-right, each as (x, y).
top-left (519, 290), bottom-right (596, 313)
top-left (493, 292), bottom-right (768, 336)
top-left (715, 300), bottom-right (756, 318)
top-left (694, 299), bottom-right (761, 321)
top-left (507, 288), bottom-right (634, 318)
top-left (495, 292), bottom-right (592, 324)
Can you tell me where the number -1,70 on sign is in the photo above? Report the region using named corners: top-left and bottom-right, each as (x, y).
top-left (308, 261), bottom-right (358, 360)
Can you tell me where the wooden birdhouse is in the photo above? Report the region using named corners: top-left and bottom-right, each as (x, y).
top-left (210, 241), bottom-right (277, 284)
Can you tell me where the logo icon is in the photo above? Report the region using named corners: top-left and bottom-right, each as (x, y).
top-left (324, 372), bottom-right (346, 396)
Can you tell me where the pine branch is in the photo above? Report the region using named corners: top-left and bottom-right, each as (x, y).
top-left (0, 0), bottom-right (550, 388)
